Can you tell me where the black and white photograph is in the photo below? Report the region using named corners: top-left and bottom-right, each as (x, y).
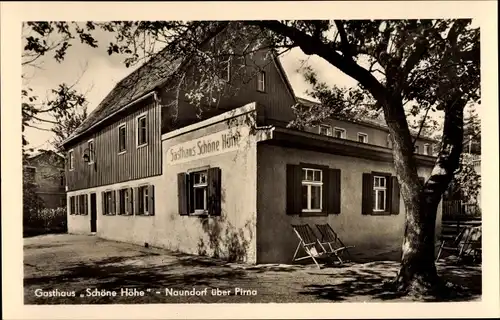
top-left (1, 1), bottom-right (499, 319)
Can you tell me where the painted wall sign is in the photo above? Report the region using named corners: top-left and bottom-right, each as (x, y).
top-left (167, 127), bottom-right (250, 165)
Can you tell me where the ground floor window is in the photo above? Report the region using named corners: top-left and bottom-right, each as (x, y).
top-left (118, 188), bottom-right (133, 215)
top-left (69, 196), bottom-right (76, 215)
top-left (136, 185), bottom-right (154, 216)
top-left (177, 167), bottom-right (221, 216)
top-left (102, 191), bottom-right (115, 215)
top-left (362, 172), bottom-right (400, 215)
top-left (78, 194), bottom-right (88, 215)
top-left (301, 168), bottom-right (323, 212)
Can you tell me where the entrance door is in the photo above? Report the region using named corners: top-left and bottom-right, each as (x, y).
top-left (90, 193), bottom-right (97, 233)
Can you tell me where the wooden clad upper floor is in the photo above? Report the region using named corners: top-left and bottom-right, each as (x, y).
top-left (65, 96), bottom-right (162, 191)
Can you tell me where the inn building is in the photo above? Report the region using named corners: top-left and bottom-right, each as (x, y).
top-left (62, 34), bottom-right (441, 264)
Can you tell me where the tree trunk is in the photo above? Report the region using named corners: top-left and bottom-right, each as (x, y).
top-left (391, 101), bottom-right (465, 295)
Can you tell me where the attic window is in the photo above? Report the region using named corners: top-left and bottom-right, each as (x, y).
top-left (257, 71), bottom-right (266, 92)
top-left (137, 114), bottom-right (148, 147)
top-left (218, 59), bottom-right (231, 82)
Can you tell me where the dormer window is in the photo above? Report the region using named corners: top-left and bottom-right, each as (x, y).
top-left (423, 143), bottom-right (430, 155)
top-left (357, 133), bottom-right (368, 143)
top-left (334, 127), bottom-right (346, 139)
top-left (318, 124), bottom-right (332, 136)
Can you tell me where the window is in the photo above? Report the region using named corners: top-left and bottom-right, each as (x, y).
top-left (318, 125), bottom-right (332, 136)
top-left (102, 191), bottom-right (115, 215)
top-left (78, 194), bottom-right (88, 215)
top-left (192, 171), bottom-right (208, 214)
top-left (136, 185), bottom-right (154, 216)
top-left (137, 114), bottom-right (148, 147)
top-left (87, 140), bottom-right (95, 164)
top-left (301, 168), bottom-right (323, 212)
top-left (178, 167), bottom-right (221, 216)
top-left (118, 124), bottom-right (127, 153)
top-left (362, 172), bottom-right (400, 215)
top-left (60, 171), bottom-right (65, 186)
top-left (257, 71), bottom-right (266, 92)
top-left (70, 196), bottom-right (76, 215)
top-left (357, 133), bottom-right (368, 143)
top-left (414, 145), bottom-right (420, 154)
top-left (118, 188), bottom-right (133, 215)
top-left (423, 143), bottom-right (430, 155)
top-left (220, 59), bottom-right (231, 82)
top-left (373, 176), bottom-right (387, 212)
top-left (68, 150), bottom-right (74, 170)
top-left (387, 134), bottom-right (392, 148)
top-left (286, 164), bottom-right (341, 216)
top-left (334, 127), bottom-right (346, 139)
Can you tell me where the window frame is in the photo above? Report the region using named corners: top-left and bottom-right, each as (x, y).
top-left (69, 196), bottom-right (76, 215)
top-left (318, 124), bottom-right (332, 137)
top-left (257, 70), bottom-right (266, 92)
top-left (87, 139), bottom-right (95, 164)
top-left (301, 167), bottom-right (324, 214)
top-left (372, 175), bottom-right (387, 212)
top-left (357, 132), bottom-right (368, 143)
top-left (68, 149), bottom-right (74, 171)
top-left (103, 190), bottom-right (114, 216)
top-left (423, 143), bottom-right (430, 155)
top-left (190, 169), bottom-right (209, 215)
top-left (414, 145), bottom-right (420, 154)
top-left (118, 188), bottom-right (132, 215)
top-left (333, 127), bottom-right (347, 139)
top-left (136, 184), bottom-right (150, 216)
top-left (136, 113), bottom-right (148, 148)
top-left (118, 123), bottom-right (127, 154)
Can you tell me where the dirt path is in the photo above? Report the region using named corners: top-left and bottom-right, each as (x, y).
top-left (24, 234), bottom-right (482, 304)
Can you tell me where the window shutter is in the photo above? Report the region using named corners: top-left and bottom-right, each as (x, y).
top-left (178, 173), bottom-right (189, 215)
top-left (101, 192), bottom-right (106, 215)
top-left (116, 190), bottom-right (122, 215)
top-left (76, 195), bottom-right (80, 215)
top-left (328, 169), bottom-right (341, 214)
top-left (111, 191), bottom-right (116, 215)
top-left (322, 168), bottom-right (329, 214)
top-left (134, 187), bottom-right (139, 214)
top-left (362, 173), bottom-right (373, 215)
top-left (286, 164), bottom-right (301, 215)
top-left (148, 185), bottom-right (155, 215)
top-left (127, 188), bottom-right (133, 215)
top-left (84, 194), bottom-right (88, 215)
top-left (208, 167), bottom-right (222, 216)
top-left (391, 176), bottom-right (400, 215)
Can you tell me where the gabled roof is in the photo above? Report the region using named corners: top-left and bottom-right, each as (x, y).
top-left (62, 48), bottom-right (184, 147)
top-left (26, 149), bottom-right (64, 160)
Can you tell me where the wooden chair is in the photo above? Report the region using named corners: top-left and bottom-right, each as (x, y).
top-left (436, 225), bottom-right (475, 262)
top-left (315, 223), bottom-right (354, 264)
top-left (291, 224), bottom-right (328, 269)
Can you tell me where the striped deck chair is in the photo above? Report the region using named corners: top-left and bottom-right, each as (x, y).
top-left (291, 224), bottom-right (327, 269)
top-left (315, 223), bottom-right (354, 264)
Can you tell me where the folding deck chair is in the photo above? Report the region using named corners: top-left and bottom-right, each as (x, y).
top-left (315, 223), bottom-right (354, 264)
top-left (291, 224), bottom-right (329, 269)
top-left (436, 225), bottom-right (477, 262)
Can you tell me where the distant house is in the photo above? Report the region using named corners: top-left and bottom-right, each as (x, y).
top-left (61, 28), bottom-right (440, 263)
top-left (24, 150), bottom-right (66, 209)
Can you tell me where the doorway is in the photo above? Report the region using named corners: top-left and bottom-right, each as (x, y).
top-left (90, 193), bottom-right (97, 233)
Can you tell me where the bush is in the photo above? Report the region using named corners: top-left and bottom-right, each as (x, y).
top-left (24, 207), bottom-right (67, 235)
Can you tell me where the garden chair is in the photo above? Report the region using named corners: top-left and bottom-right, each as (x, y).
top-left (436, 225), bottom-right (476, 262)
top-left (291, 224), bottom-right (328, 269)
top-left (315, 223), bottom-right (354, 264)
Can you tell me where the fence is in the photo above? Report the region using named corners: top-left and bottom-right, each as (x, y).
top-left (442, 200), bottom-right (481, 221)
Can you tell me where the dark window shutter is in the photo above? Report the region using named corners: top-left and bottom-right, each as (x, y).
top-left (148, 185), bottom-right (155, 215)
top-left (134, 187), bottom-right (140, 214)
top-left (127, 188), bottom-right (133, 215)
top-left (286, 164), bottom-right (301, 215)
top-left (84, 194), bottom-right (88, 215)
top-left (178, 173), bottom-right (189, 215)
top-left (362, 173), bottom-right (373, 215)
top-left (386, 175), bottom-right (393, 213)
top-left (418, 176), bottom-right (425, 190)
top-left (322, 168), bottom-right (329, 214)
top-left (111, 190), bottom-right (116, 215)
top-left (328, 169), bottom-right (341, 214)
top-left (116, 190), bottom-right (122, 215)
top-left (208, 167), bottom-right (222, 216)
top-left (101, 192), bottom-right (106, 215)
top-left (391, 176), bottom-right (400, 215)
